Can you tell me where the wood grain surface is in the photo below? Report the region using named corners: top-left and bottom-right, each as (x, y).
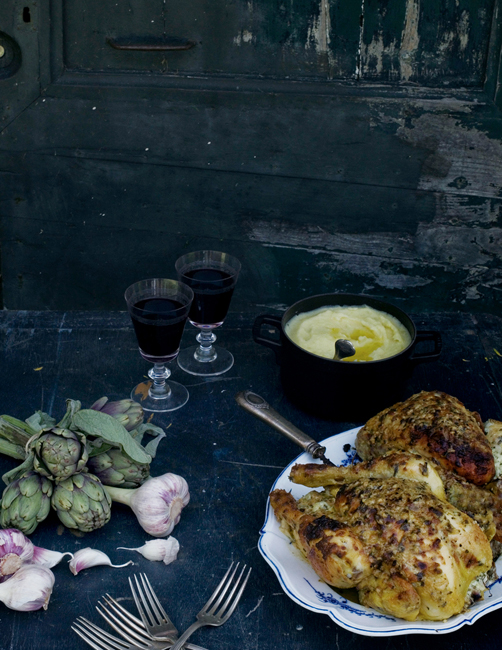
top-left (0, 309), bottom-right (500, 649)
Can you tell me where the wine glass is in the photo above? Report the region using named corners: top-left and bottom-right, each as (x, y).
top-left (175, 250), bottom-right (241, 376)
top-left (124, 279), bottom-right (194, 412)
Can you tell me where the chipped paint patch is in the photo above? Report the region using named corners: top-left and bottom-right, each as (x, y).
top-left (234, 30), bottom-right (254, 45)
top-left (361, 33), bottom-right (398, 77)
top-left (396, 113), bottom-right (502, 197)
top-left (400, 0), bottom-right (421, 81)
top-left (306, 0), bottom-right (335, 70)
top-left (245, 219), bottom-right (432, 290)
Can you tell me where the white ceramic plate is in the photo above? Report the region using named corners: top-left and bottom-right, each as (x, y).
top-left (258, 427), bottom-right (502, 636)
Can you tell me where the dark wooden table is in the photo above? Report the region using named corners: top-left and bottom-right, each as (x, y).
top-left (0, 309), bottom-right (501, 650)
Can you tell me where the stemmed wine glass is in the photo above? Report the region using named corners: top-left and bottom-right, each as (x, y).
top-left (125, 279), bottom-right (194, 412)
top-left (175, 250), bottom-right (241, 376)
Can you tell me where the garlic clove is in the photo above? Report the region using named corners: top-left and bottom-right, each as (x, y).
top-left (32, 545), bottom-right (74, 568)
top-left (69, 547), bottom-right (133, 575)
top-left (117, 537), bottom-right (179, 564)
top-left (0, 564), bottom-right (55, 611)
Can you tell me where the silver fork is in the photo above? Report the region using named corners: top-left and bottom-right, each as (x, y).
top-left (169, 562), bottom-right (252, 650)
top-left (98, 594), bottom-right (207, 650)
top-left (72, 616), bottom-right (159, 650)
top-left (129, 573), bottom-right (177, 640)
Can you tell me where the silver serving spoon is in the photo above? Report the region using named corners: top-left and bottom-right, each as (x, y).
top-left (333, 339), bottom-right (356, 361)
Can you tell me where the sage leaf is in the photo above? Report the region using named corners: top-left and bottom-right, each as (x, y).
top-left (72, 410), bottom-right (151, 465)
top-left (25, 411), bottom-right (57, 433)
top-left (57, 399), bottom-right (82, 429)
top-left (135, 423), bottom-right (166, 459)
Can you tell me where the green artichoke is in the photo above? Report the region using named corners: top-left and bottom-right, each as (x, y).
top-left (51, 472), bottom-right (111, 532)
top-left (30, 427), bottom-right (88, 480)
top-left (86, 448), bottom-right (150, 488)
top-left (0, 471), bottom-right (53, 535)
top-left (90, 397), bottom-right (144, 432)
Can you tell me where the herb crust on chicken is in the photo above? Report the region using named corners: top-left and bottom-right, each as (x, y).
top-left (270, 477), bottom-right (492, 621)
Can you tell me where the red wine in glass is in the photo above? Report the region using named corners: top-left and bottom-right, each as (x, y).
top-left (175, 251), bottom-right (241, 376)
top-left (131, 297), bottom-right (188, 361)
top-left (125, 279), bottom-right (194, 412)
top-left (184, 268), bottom-right (235, 326)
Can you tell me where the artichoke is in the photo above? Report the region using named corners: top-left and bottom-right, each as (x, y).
top-left (0, 472), bottom-right (53, 535)
top-left (51, 472), bottom-right (111, 532)
top-left (90, 397), bottom-right (144, 432)
top-left (87, 448), bottom-right (150, 488)
top-left (30, 427), bottom-right (88, 480)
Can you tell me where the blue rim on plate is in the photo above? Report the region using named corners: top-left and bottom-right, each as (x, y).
top-left (258, 427), bottom-right (502, 636)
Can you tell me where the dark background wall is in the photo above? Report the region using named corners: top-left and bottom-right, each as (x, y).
top-left (1, 0), bottom-right (501, 315)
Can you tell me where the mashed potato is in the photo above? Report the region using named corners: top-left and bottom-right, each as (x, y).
top-left (285, 305), bottom-right (411, 362)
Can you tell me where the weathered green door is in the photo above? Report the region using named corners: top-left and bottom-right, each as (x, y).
top-left (1, 0), bottom-right (501, 313)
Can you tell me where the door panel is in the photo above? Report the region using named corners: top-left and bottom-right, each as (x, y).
top-left (360, 0), bottom-right (495, 86)
top-left (64, 0), bottom-right (361, 80)
top-left (62, 0), bottom-right (495, 85)
top-left (0, 1), bottom-right (40, 129)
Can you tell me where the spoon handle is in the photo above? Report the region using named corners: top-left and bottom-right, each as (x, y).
top-left (235, 391), bottom-right (333, 465)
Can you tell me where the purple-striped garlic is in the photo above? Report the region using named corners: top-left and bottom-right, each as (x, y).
top-left (105, 473), bottom-right (189, 537)
top-left (0, 529), bottom-right (35, 578)
top-left (0, 564), bottom-right (55, 611)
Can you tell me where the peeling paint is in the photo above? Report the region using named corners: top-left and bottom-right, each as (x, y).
top-left (396, 113), bottom-right (502, 197)
top-left (361, 33), bottom-right (398, 78)
top-left (233, 30), bottom-right (254, 45)
top-left (400, 0), bottom-right (421, 81)
top-left (306, 0), bottom-right (331, 54)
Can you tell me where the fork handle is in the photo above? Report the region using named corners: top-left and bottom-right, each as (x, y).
top-left (169, 621), bottom-right (204, 650)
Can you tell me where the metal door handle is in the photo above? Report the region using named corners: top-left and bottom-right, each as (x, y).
top-left (107, 37), bottom-right (196, 51)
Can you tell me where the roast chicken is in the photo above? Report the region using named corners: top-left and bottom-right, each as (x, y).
top-left (355, 391), bottom-right (495, 486)
top-left (269, 391), bottom-right (502, 621)
top-left (270, 476), bottom-right (492, 621)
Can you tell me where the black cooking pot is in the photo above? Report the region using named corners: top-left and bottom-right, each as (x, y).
top-left (253, 294), bottom-right (442, 421)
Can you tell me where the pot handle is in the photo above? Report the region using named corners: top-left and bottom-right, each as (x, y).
top-left (409, 330), bottom-right (442, 363)
top-left (252, 314), bottom-right (283, 362)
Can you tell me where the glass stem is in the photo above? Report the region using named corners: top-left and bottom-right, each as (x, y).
top-left (148, 363), bottom-right (172, 398)
top-left (194, 329), bottom-right (218, 363)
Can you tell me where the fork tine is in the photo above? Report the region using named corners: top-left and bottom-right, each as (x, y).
top-left (219, 566), bottom-right (252, 623)
top-left (140, 573), bottom-right (170, 622)
top-left (97, 602), bottom-right (152, 647)
top-left (72, 625), bottom-right (108, 650)
top-left (200, 562), bottom-right (236, 615)
top-left (76, 617), bottom-right (129, 649)
top-left (212, 564), bottom-right (246, 618)
top-left (103, 594), bottom-right (145, 630)
top-left (72, 618), bottom-right (126, 650)
top-left (129, 575), bottom-right (155, 627)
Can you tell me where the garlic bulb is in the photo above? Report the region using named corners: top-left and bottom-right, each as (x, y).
top-left (69, 548), bottom-right (133, 575)
top-left (105, 473), bottom-right (189, 537)
top-left (0, 564), bottom-right (55, 611)
top-left (117, 537), bottom-right (180, 564)
top-left (0, 529), bottom-right (34, 578)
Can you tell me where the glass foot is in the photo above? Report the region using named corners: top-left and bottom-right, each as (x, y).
top-left (177, 345), bottom-right (234, 376)
top-left (130, 380), bottom-right (189, 412)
